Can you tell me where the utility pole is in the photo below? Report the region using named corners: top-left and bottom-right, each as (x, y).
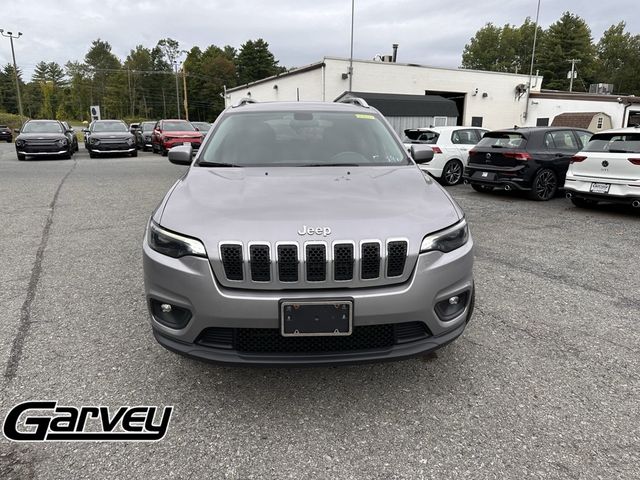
top-left (567, 58), bottom-right (581, 92)
top-left (348, 0), bottom-right (355, 92)
top-left (0, 29), bottom-right (24, 121)
top-left (523, 0), bottom-right (541, 122)
top-left (174, 61), bottom-right (181, 119)
top-left (182, 65), bottom-right (189, 121)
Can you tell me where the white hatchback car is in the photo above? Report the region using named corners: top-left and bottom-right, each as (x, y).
top-left (403, 126), bottom-right (488, 185)
top-left (564, 126), bottom-right (640, 208)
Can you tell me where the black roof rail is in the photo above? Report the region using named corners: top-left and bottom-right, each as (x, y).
top-left (232, 97), bottom-right (258, 108)
top-left (336, 96), bottom-right (370, 108)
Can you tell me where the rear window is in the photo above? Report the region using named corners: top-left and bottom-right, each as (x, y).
top-left (584, 133), bottom-right (640, 153)
top-left (403, 130), bottom-right (439, 144)
top-left (476, 132), bottom-right (527, 149)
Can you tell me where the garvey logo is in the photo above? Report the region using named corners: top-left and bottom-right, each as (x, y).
top-left (3, 401), bottom-right (173, 442)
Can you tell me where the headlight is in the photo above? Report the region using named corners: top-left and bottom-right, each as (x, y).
top-left (420, 219), bottom-right (469, 253)
top-left (15, 139), bottom-right (25, 147)
top-left (90, 138), bottom-right (100, 145)
top-left (127, 137), bottom-right (135, 145)
top-left (147, 221), bottom-right (206, 258)
top-left (56, 138), bottom-right (68, 146)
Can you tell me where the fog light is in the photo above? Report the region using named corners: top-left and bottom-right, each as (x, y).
top-left (435, 291), bottom-right (469, 321)
top-left (150, 299), bottom-right (192, 329)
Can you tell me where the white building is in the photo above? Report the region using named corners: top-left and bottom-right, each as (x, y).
top-left (227, 56), bottom-right (640, 132)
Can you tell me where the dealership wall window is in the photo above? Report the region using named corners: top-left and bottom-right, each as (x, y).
top-left (597, 117), bottom-right (603, 129)
top-left (471, 116), bottom-right (483, 127)
top-left (433, 116), bottom-right (447, 127)
top-left (536, 118), bottom-right (549, 127)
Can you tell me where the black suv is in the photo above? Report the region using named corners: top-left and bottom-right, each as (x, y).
top-left (0, 124), bottom-right (12, 142)
top-left (464, 127), bottom-right (592, 200)
top-left (14, 120), bottom-right (74, 161)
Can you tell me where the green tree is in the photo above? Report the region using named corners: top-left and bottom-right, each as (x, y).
top-left (83, 39), bottom-right (122, 116)
top-left (236, 39), bottom-right (282, 84)
top-left (0, 64), bottom-right (25, 115)
top-left (462, 19), bottom-right (543, 74)
top-left (595, 22), bottom-right (640, 95)
top-left (537, 12), bottom-right (596, 91)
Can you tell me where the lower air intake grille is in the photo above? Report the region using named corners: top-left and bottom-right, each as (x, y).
top-left (334, 244), bottom-right (354, 281)
top-left (361, 242), bottom-right (381, 279)
top-left (220, 244), bottom-right (243, 281)
top-left (306, 244), bottom-right (326, 282)
top-left (195, 322), bottom-right (432, 354)
top-left (249, 245), bottom-right (271, 282)
top-left (277, 245), bottom-right (299, 282)
top-left (387, 241), bottom-right (408, 277)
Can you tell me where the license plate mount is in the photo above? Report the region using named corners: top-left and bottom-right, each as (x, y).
top-left (590, 182), bottom-right (610, 194)
top-left (280, 300), bottom-right (353, 337)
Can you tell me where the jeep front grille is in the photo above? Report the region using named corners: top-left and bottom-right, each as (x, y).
top-left (220, 244), bottom-right (243, 281)
top-left (305, 244), bottom-right (327, 282)
top-left (215, 239), bottom-right (410, 289)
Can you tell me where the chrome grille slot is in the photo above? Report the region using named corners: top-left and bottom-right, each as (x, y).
top-left (361, 242), bottom-right (381, 279)
top-left (220, 244), bottom-right (243, 281)
top-left (386, 241), bottom-right (408, 277)
top-left (305, 244), bottom-right (326, 282)
top-left (277, 244), bottom-right (299, 282)
top-left (334, 243), bottom-right (354, 281)
top-left (249, 244), bottom-right (271, 282)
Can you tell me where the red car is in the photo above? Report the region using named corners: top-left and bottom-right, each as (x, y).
top-left (151, 119), bottom-right (203, 156)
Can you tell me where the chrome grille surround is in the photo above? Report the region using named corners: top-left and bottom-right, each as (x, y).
top-left (214, 238), bottom-right (412, 290)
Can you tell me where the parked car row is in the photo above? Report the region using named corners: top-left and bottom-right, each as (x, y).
top-left (405, 124), bottom-right (640, 209)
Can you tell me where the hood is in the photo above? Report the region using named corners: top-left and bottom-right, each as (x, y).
top-left (90, 132), bottom-right (134, 140)
top-left (17, 132), bottom-right (66, 141)
top-left (157, 166), bottom-right (461, 254)
top-left (163, 130), bottom-right (201, 137)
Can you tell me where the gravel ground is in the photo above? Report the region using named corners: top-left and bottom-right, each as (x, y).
top-left (0, 142), bottom-right (638, 479)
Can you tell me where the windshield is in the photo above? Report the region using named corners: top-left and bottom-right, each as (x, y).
top-left (141, 122), bottom-right (156, 132)
top-left (163, 121), bottom-right (196, 132)
top-left (92, 121), bottom-right (128, 133)
top-left (198, 111), bottom-right (409, 167)
top-left (22, 122), bottom-right (63, 134)
top-left (477, 132), bottom-right (527, 149)
top-left (583, 133), bottom-right (640, 153)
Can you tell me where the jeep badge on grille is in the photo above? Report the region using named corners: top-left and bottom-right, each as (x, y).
top-left (297, 225), bottom-right (332, 236)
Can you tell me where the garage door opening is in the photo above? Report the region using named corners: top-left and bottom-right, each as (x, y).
top-left (425, 90), bottom-right (466, 126)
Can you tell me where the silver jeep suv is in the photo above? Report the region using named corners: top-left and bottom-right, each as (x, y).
top-left (143, 98), bottom-right (475, 365)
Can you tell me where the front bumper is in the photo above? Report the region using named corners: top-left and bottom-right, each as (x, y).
top-left (565, 176), bottom-right (640, 204)
top-left (89, 146), bottom-right (136, 154)
top-left (16, 149), bottom-right (68, 156)
top-left (143, 237), bottom-right (474, 366)
top-left (162, 139), bottom-right (201, 150)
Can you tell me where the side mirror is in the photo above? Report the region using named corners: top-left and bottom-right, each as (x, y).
top-left (82, 128), bottom-right (89, 133)
top-left (14, 129), bottom-right (20, 134)
top-left (410, 145), bottom-right (434, 164)
top-left (167, 145), bottom-right (193, 165)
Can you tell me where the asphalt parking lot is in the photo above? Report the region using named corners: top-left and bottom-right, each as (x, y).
top-left (0, 142), bottom-right (638, 479)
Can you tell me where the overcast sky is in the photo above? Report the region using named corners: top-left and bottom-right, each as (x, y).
top-left (2, 0), bottom-right (638, 81)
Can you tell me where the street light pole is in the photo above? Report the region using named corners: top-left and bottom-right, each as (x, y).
top-left (0, 29), bottom-right (24, 121)
top-left (348, 0), bottom-right (354, 92)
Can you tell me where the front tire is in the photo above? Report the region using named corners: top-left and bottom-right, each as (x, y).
top-left (441, 159), bottom-right (464, 186)
top-left (17, 153), bottom-right (26, 161)
top-left (529, 168), bottom-right (558, 201)
top-left (471, 183), bottom-right (494, 193)
top-left (130, 150), bottom-right (138, 157)
top-left (89, 151), bottom-right (96, 159)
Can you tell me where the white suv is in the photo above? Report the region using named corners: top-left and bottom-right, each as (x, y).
top-left (403, 126), bottom-right (488, 185)
top-left (564, 127), bottom-right (640, 208)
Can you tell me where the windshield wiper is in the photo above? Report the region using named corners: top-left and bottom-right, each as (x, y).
top-left (197, 161), bottom-right (243, 168)
top-left (302, 163), bottom-right (360, 167)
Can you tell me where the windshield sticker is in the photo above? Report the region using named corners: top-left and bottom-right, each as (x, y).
top-left (355, 114), bottom-right (375, 120)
